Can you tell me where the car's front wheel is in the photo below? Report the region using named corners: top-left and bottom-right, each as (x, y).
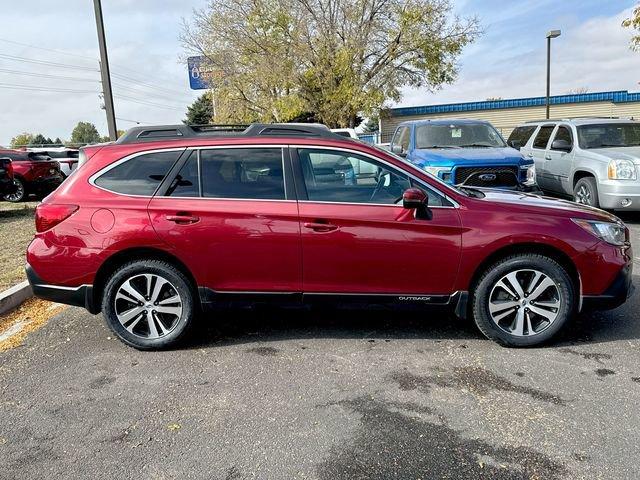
top-left (3, 178), bottom-right (25, 202)
top-left (102, 259), bottom-right (195, 350)
top-left (573, 177), bottom-right (599, 208)
top-left (472, 254), bottom-right (575, 347)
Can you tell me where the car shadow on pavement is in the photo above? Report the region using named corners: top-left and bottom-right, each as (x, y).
top-left (182, 293), bottom-right (640, 350)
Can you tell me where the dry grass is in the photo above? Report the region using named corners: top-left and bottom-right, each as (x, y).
top-left (0, 298), bottom-right (65, 351)
top-left (0, 201), bottom-right (38, 291)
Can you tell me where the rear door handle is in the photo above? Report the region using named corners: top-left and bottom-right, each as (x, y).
top-left (303, 222), bottom-right (338, 232)
top-left (165, 214), bottom-right (200, 224)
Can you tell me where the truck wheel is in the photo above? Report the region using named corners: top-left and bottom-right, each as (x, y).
top-left (3, 178), bottom-right (25, 202)
top-left (573, 177), bottom-right (599, 208)
top-left (472, 254), bottom-right (575, 347)
top-left (102, 259), bottom-right (195, 350)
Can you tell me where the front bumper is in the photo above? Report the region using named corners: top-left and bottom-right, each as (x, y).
top-left (598, 180), bottom-right (640, 210)
top-left (582, 263), bottom-right (634, 311)
top-left (26, 263), bottom-right (98, 313)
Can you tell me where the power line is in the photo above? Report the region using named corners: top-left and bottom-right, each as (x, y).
top-left (111, 72), bottom-right (192, 99)
top-left (111, 81), bottom-right (190, 105)
top-left (0, 53), bottom-right (99, 72)
top-left (116, 116), bottom-right (148, 125)
top-left (0, 82), bottom-right (98, 94)
top-left (114, 94), bottom-right (185, 112)
top-left (0, 37), bottom-right (98, 63)
top-left (0, 68), bottom-right (99, 83)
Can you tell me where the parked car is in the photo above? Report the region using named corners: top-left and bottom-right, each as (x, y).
top-left (509, 118), bottom-right (640, 210)
top-left (27, 123), bottom-right (631, 350)
top-left (0, 157), bottom-right (16, 198)
top-left (389, 119), bottom-right (538, 190)
top-left (0, 149), bottom-right (64, 202)
top-left (29, 147), bottom-right (79, 177)
top-left (331, 128), bottom-right (358, 139)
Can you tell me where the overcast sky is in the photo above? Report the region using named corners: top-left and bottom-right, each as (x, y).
top-left (0, 0), bottom-right (638, 145)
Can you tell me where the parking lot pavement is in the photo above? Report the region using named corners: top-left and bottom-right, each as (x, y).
top-left (1, 220), bottom-right (640, 480)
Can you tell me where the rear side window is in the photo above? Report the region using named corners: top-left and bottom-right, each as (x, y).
top-left (507, 126), bottom-right (536, 148)
top-left (95, 150), bottom-right (182, 195)
top-left (532, 126), bottom-right (555, 149)
top-left (200, 148), bottom-right (285, 200)
top-left (166, 152), bottom-right (199, 197)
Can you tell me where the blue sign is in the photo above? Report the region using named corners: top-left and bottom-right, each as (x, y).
top-left (187, 56), bottom-right (212, 90)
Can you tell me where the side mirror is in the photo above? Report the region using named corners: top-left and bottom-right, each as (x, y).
top-left (391, 144), bottom-right (406, 157)
top-left (551, 139), bottom-right (572, 152)
top-left (508, 139), bottom-right (521, 150)
top-left (402, 187), bottom-right (432, 220)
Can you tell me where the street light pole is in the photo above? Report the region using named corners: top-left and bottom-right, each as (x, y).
top-left (546, 29), bottom-right (561, 119)
top-left (93, 0), bottom-right (117, 141)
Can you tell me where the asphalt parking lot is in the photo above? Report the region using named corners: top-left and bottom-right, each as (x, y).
top-left (1, 217), bottom-right (640, 479)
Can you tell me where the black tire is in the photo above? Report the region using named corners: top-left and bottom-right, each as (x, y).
top-left (101, 259), bottom-right (196, 350)
top-left (3, 177), bottom-right (26, 202)
top-left (573, 177), bottom-right (599, 208)
top-left (472, 254), bottom-right (576, 347)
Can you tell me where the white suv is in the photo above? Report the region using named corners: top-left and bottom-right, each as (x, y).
top-left (508, 118), bottom-right (640, 210)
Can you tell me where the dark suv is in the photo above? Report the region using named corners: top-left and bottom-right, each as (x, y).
top-left (27, 124), bottom-right (632, 350)
top-left (0, 157), bottom-right (16, 198)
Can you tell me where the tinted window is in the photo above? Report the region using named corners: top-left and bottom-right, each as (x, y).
top-left (507, 126), bottom-right (536, 148)
top-left (201, 148), bottom-right (284, 200)
top-left (532, 126), bottom-right (555, 149)
top-left (95, 150), bottom-right (181, 195)
top-left (550, 126), bottom-right (572, 149)
top-left (299, 148), bottom-right (422, 205)
top-left (576, 123), bottom-right (640, 149)
top-left (392, 127), bottom-right (410, 153)
top-left (166, 152), bottom-right (199, 197)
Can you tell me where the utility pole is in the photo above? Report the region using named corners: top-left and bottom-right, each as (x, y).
top-left (93, 0), bottom-right (117, 140)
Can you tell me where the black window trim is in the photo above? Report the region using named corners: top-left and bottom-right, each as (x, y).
top-left (290, 145), bottom-right (457, 209)
top-left (531, 124), bottom-right (556, 150)
top-left (158, 144), bottom-right (293, 202)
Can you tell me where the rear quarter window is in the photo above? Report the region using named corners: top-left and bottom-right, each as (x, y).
top-left (94, 150), bottom-right (182, 195)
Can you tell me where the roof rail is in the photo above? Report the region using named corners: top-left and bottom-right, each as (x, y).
top-left (524, 118), bottom-right (567, 123)
top-left (116, 123), bottom-right (345, 145)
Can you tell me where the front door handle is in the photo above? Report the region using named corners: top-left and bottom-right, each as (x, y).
top-left (526, 153), bottom-right (534, 158)
top-left (303, 222), bottom-right (338, 232)
top-left (544, 155), bottom-right (552, 160)
top-left (165, 214), bottom-right (200, 224)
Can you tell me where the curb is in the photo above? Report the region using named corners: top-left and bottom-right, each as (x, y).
top-left (0, 281), bottom-right (33, 316)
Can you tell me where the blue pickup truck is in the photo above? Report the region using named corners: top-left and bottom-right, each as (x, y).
top-left (389, 119), bottom-right (538, 190)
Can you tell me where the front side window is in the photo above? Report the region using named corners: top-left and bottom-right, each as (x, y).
top-left (95, 150), bottom-right (182, 195)
top-left (576, 123), bottom-right (640, 149)
top-left (416, 123), bottom-right (506, 149)
top-left (550, 126), bottom-right (573, 150)
top-left (532, 125), bottom-right (555, 149)
top-left (392, 127), bottom-right (411, 153)
top-left (200, 148), bottom-right (285, 200)
top-left (298, 148), bottom-right (451, 206)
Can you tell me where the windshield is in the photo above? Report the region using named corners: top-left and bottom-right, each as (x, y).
top-left (577, 123), bottom-right (640, 149)
top-left (416, 123), bottom-right (506, 149)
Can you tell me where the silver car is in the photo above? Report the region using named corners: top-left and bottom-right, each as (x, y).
top-left (508, 118), bottom-right (640, 210)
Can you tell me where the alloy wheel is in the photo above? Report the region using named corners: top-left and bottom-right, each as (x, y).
top-left (114, 273), bottom-right (183, 339)
top-left (4, 179), bottom-right (24, 202)
top-left (488, 269), bottom-right (561, 337)
top-left (574, 184), bottom-right (591, 205)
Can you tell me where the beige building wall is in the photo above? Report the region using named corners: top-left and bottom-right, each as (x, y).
top-left (380, 101), bottom-right (640, 142)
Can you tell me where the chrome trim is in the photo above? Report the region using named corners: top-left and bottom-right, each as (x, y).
top-left (291, 144), bottom-right (460, 208)
top-left (297, 200), bottom-right (453, 209)
top-left (34, 283), bottom-right (90, 292)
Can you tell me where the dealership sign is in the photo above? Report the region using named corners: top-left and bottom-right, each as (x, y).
top-left (187, 56), bottom-right (212, 90)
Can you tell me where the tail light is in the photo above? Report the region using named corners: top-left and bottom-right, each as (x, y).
top-left (35, 204), bottom-right (79, 233)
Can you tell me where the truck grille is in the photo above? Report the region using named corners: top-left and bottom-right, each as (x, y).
top-left (454, 166), bottom-right (519, 187)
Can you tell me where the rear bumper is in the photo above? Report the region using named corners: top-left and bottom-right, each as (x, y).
top-left (582, 263), bottom-right (634, 310)
top-left (29, 174), bottom-right (63, 192)
top-left (26, 263), bottom-right (98, 314)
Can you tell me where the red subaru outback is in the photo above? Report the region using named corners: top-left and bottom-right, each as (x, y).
top-left (26, 124), bottom-right (633, 349)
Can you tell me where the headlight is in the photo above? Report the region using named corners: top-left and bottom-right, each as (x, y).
top-left (608, 159), bottom-right (636, 180)
top-left (424, 166), bottom-right (451, 178)
top-left (521, 164), bottom-right (536, 185)
top-left (572, 218), bottom-right (627, 246)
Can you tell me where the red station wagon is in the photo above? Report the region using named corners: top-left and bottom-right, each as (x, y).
top-left (26, 124), bottom-right (633, 349)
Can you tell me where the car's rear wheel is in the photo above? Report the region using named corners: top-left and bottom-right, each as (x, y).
top-left (472, 254), bottom-right (575, 347)
top-left (573, 177), bottom-right (599, 208)
top-left (3, 178), bottom-right (25, 202)
top-left (102, 260), bottom-right (195, 350)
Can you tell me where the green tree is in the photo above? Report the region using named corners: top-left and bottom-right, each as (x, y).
top-left (623, 5), bottom-right (640, 50)
top-left (361, 116), bottom-right (379, 133)
top-left (184, 93), bottom-right (215, 124)
top-left (29, 134), bottom-right (54, 146)
top-left (70, 122), bottom-right (101, 145)
top-left (53, 137), bottom-right (63, 146)
top-left (10, 132), bottom-right (34, 148)
top-left (182, 0), bottom-right (479, 128)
